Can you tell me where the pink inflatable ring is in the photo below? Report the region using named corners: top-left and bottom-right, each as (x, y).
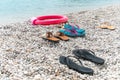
top-left (31, 15), bottom-right (68, 25)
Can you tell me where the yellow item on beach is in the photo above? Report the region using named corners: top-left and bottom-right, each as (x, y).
top-left (97, 22), bottom-right (115, 30)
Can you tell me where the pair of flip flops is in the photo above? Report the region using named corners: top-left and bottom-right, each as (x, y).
top-left (42, 32), bottom-right (69, 42)
top-left (59, 23), bottom-right (85, 37)
top-left (97, 22), bottom-right (115, 30)
top-left (59, 49), bottom-right (105, 75)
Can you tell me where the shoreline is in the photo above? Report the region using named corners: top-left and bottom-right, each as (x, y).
top-left (0, 4), bottom-right (119, 26)
top-left (0, 5), bottom-right (120, 80)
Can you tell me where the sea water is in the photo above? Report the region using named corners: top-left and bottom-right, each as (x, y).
top-left (0, 0), bottom-right (120, 25)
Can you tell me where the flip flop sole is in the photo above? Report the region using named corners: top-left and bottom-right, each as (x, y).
top-left (55, 35), bottom-right (69, 41)
top-left (42, 38), bottom-right (60, 43)
top-left (72, 49), bottom-right (105, 65)
top-left (59, 56), bottom-right (94, 75)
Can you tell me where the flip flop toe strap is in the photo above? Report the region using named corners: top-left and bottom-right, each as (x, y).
top-left (80, 49), bottom-right (95, 55)
top-left (87, 50), bottom-right (95, 55)
top-left (56, 32), bottom-right (65, 36)
top-left (67, 56), bottom-right (83, 66)
top-left (46, 32), bottom-right (53, 38)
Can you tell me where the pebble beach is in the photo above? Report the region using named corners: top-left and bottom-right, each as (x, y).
top-left (0, 5), bottom-right (120, 80)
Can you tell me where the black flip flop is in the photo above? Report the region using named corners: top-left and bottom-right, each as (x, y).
top-left (59, 56), bottom-right (94, 75)
top-left (72, 49), bottom-right (105, 65)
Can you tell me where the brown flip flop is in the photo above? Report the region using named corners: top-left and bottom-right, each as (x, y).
top-left (54, 32), bottom-right (69, 41)
top-left (97, 22), bottom-right (115, 30)
top-left (42, 32), bottom-right (60, 42)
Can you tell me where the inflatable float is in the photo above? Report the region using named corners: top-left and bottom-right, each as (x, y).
top-left (31, 15), bottom-right (68, 25)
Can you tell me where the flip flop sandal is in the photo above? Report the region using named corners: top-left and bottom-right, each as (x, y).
top-left (59, 29), bottom-right (78, 37)
top-left (59, 56), bottom-right (94, 75)
top-left (64, 23), bottom-right (85, 33)
top-left (69, 24), bottom-right (86, 33)
top-left (72, 49), bottom-right (105, 65)
top-left (97, 22), bottom-right (115, 30)
top-left (41, 32), bottom-right (60, 42)
top-left (97, 25), bottom-right (115, 30)
top-left (59, 29), bottom-right (85, 37)
top-left (77, 31), bottom-right (86, 37)
top-left (54, 32), bottom-right (69, 41)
